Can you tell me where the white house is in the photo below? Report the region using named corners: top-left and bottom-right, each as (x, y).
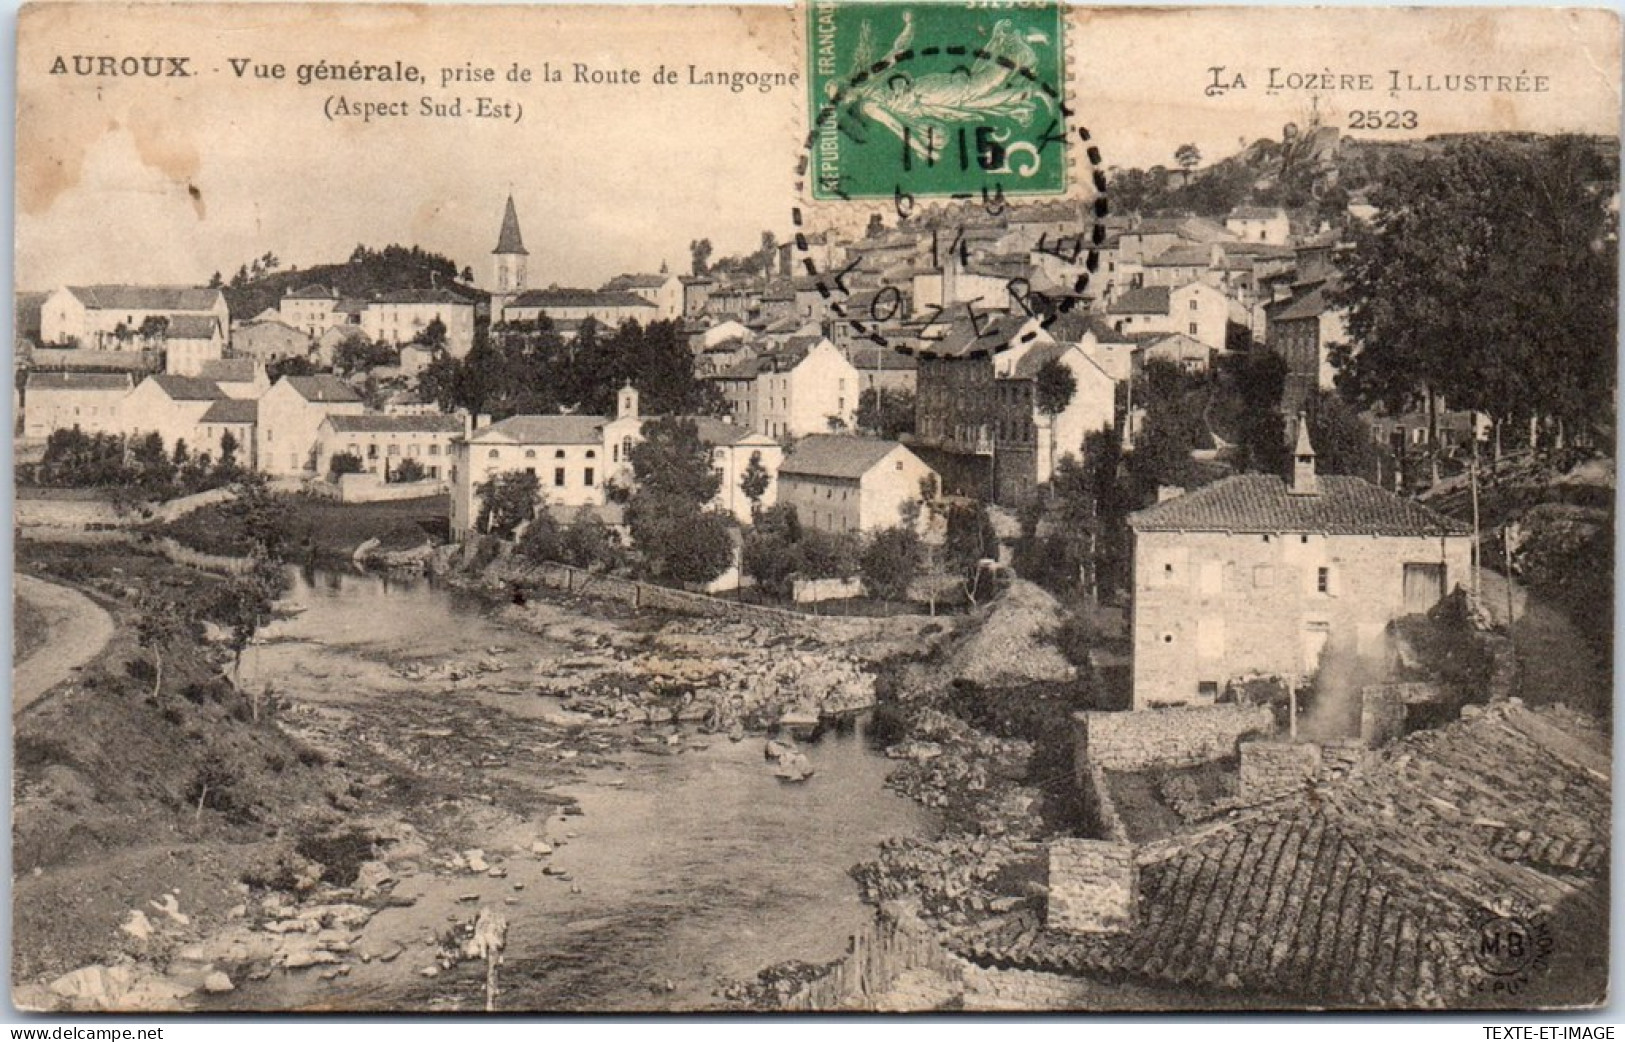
top-left (451, 414), bottom-right (609, 538)
top-left (256, 374), bottom-right (366, 476)
top-left (776, 435), bottom-right (938, 535)
top-left (197, 357), bottom-right (271, 399)
top-left (361, 288), bottom-right (476, 358)
top-left (602, 272), bottom-right (684, 321)
top-left (121, 374), bottom-right (224, 455)
top-left (162, 314), bottom-right (227, 376)
top-left (747, 338), bottom-right (861, 439)
top-left (315, 413), bottom-right (465, 482)
top-left (197, 398), bottom-right (258, 470)
top-left (22, 371), bottom-right (133, 439)
top-left (991, 333), bottom-right (1118, 485)
top-left (1108, 281), bottom-right (1232, 351)
top-left (279, 284), bottom-right (340, 338)
top-left (499, 288), bottom-right (659, 329)
top-left (232, 318), bottom-right (312, 363)
top-left (1225, 206), bottom-right (1292, 246)
top-left (41, 285), bottom-right (230, 352)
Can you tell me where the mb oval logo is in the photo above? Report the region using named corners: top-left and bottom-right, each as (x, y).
top-left (1475, 915), bottom-right (1543, 976)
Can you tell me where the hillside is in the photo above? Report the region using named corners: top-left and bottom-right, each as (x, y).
top-left (222, 244), bottom-right (488, 322)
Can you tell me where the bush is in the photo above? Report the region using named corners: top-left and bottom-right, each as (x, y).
top-left (329, 453), bottom-right (364, 478)
top-left (391, 458), bottom-right (427, 483)
top-left (559, 513), bottom-right (625, 571)
top-left (861, 527), bottom-right (922, 601)
top-left (516, 510), bottom-right (562, 564)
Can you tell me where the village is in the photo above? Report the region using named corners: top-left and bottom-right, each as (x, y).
top-left (11, 125), bottom-right (1616, 1012)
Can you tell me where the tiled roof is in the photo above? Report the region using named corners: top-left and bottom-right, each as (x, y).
top-left (67, 285), bottom-right (222, 312)
top-left (1011, 201), bottom-right (1086, 224)
top-left (1129, 473), bottom-right (1470, 536)
top-left (165, 314), bottom-right (221, 340)
top-left (284, 375), bottom-right (363, 404)
top-left (509, 288), bottom-right (655, 310)
top-left (1145, 244), bottom-right (1212, 268)
top-left (27, 371), bottom-right (132, 392)
top-left (284, 284), bottom-right (337, 300)
top-left (494, 195), bottom-right (528, 255)
top-left (200, 398), bottom-right (258, 424)
top-left (917, 314), bottom-right (1040, 360)
top-left (691, 417), bottom-right (771, 446)
top-left (1108, 286), bottom-right (1172, 315)
top-left (326, 413), bottom-right (464, 433)
top-left (780, 435), bottom-right (908, 481)
top-left (472, 415), bottom-right (606, 446)
top-left (149, 374), bottom-right (224, 401)
top-left (198, 358), bottom-right (263, 383)
top-left (603, 273), bottom-right (670, 291)
top-left (1272, 282), bottom-right (1340, 323)
top-left (1228, 206), bottom-right (1287, 220)
top-left (1048, 311), bottom-right (1132, 345)
top-left (957, 702), bottom-right (1609, 1008)
top-left (334, 299), bottom-right (369, 316)
top-left (847, 347), bottom-right (918, 371)
top-left (372, 288), bottom-right (471, 306)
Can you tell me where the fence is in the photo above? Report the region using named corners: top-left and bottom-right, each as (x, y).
top-left (777, 905), bottom-right (964, 1011)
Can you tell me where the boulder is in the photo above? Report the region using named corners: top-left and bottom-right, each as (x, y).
top-left (202, 972), bottom-right (235, 995)
top-left (355, 860), bottom-right (394, 896)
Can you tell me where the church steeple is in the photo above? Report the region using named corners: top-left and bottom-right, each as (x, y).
top-left (1290, 414), bottom-right (1319, 496)
top-left (491, 195), bottom-right (528, 309)
top-left (494, 194), bottom-right (527, 257)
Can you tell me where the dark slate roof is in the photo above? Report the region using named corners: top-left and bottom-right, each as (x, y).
top-left (198, 358), bottom-right (262, 383)
top-left (1108, 286), bottom-right (1172, 316)
top-left (166, 314), bottom-right (221, 339)
top-left (848, 347), bottom-right (918, 371)
top-left (691, 417), bottom-right (770, 446)
top-left (334, 299), bottom-right (369, 316)
top-left (493, 195), bottom-right (528, 255)
top-left (200, 398), bottom-right (258, 424)
top-left (603, 273), bottom-right (671, 291)
top-left (27, 371), bottom-right (132, 392)
top-left (285, 375), bottom-right (363, 404)
top-left (150, 374), bottom-right (224, 401)
top-left (68, 285), bottom-right (222, 312)
top-left (473, 415), bottom-right (606, 445)
top-left (1145, 244), bottom-right (1212, 268)
top-left (780, 435), bottom-right (907, 481)
top-left (1129, 473), bottom-right (1470, 536)
top-left (326, 413), bottom-right (464, 434)
top-left (509, 289), bottom-right (654, 309)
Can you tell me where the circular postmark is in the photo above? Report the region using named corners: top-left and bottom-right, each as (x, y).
top-left (1461, 904), bottom-right (1556, 1001)
top-left (792, 4), bottom-right (1106, 357)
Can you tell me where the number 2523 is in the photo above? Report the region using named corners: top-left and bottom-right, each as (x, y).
top-left (1349, 110), bottom-right (1419, 130)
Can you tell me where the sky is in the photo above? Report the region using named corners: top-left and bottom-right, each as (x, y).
top-left (15, 3), bottom-right (1619, 294)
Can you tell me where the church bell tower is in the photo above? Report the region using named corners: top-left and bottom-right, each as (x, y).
top-left (491, 194), bottom-right (528, 322)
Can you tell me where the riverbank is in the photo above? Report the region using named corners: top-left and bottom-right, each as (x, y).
top-left (14, 539), bottom-right (943, 1012)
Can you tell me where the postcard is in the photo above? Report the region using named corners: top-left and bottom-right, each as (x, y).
top-left (12, 0), bottom-right (1618, 1013)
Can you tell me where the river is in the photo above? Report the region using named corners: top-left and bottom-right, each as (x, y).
top-left (235, 567), bottom-right (934, 1011)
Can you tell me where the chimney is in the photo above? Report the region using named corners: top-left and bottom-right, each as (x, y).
top-left (1290, 414), bottom-right (1319, 496)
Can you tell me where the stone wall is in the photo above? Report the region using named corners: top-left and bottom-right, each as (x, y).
top-left (1077, 761), bottom-right (1129, 843)
top-left (1238, 741), bottom-right (1322, 800)
top-left (1075, 703), bottom-right (1274, 772)
top-left (777, 903), bottom-right (963, 1011)
top-left (1046, 839), bottom-right (1137, 935)
top-left (959, 964), bottom-right (1107, 1011)
top-left (792, 576), bottom-right (865, 604)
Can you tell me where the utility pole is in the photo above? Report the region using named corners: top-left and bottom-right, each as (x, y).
top-left (1469, 448), bottom-right (1482, 606)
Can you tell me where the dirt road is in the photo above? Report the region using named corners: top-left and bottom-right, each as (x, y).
top-left (13, 574), bottom-right (115, 713)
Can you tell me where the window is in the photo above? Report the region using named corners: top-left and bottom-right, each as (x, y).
top-left (525, 449), bottom-right (536, 459)
top-left (387, 445), bottom-right (399, 456)
top-left (586, 450), bottom-right (596, 459)
top-left (368, 445), bottom-right (379, 459)
top-left (1317, 567), bottom-right (1331, 594)
top-left (525, 466), bottom-right (536, 477)
top-left (584, 467), bottom-right (595, 487)
top-left (554, 468), bottom-right (565, 487)
top-left (1189, 323), bottom-right (1198, 336)
top-left (429, 444), bottom-right (440, 456)
top-left (555, 449), bottom-right (566, 459)
top-left (488, 449), bottom-right (499, 459)
top-left (1189, 299), bottom-right (1198, 310)
top-left (1198, 681), bottom-right (1220, 700)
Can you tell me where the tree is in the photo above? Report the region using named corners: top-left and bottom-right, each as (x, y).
top-left (627, 416), bottom-right (721, 506)
top-left (861, 527), bottom-right (921, 602)
top-left (415, 317), bottom-right (448, 350)
top-left (391, 458), bottom-right (427, 483)
top-left (516, 508), bottom-right (562, 563)
top-left (558, 513), bottom-right (625, 572)
top-left (855, 387), bottom-right (916, 439)
top-left (689, 238), bottom-right (713, 276)
top-left (230, 477), bottom-right (296, 556)
top-left (1174, 143), bottom-right (1202, 172)
top-left (1332, 136), bottom-right (1616, 453)
top-left (136, 597), bottom-right (197, 699)
top-left (476, 470), bottom-right (541, 538)
top-left (630, 501), bottom-right (735, 585)
top-left (267, 355), bottom-right (318, 381)
top-left (201, 563), bottom-right (290, 714)
top-left (1304, 391), bottom-right (1381, 481)
top-left (1034, 358), bottom-right (1077, 477)
top-left (740, 451), bottom-right (771, 520)
top-left (208, 271), bottom-right (223, 288)
top-left (943, 501), bottom-right (998, 603)
top-left (329, 452), bottom-right (364, 479)
top-left (217, 431), bottom-right (242, 478)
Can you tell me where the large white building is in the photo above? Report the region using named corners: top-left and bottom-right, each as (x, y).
top-left (40, 285), bottom-right (230, 352)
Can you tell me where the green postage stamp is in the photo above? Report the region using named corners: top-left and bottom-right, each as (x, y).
top-left (806, 1), bottom-right (1069, 200)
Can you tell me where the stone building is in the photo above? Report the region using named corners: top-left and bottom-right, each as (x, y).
top-left (776, 435), bottom-right (936, 535)
top-left (1125, 426), bottom-right (1472, 708)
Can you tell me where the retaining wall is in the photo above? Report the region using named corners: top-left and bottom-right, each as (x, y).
top-left (1046, 839), bottom-right (1137, 935)
top-left (778, 904), bottom-right (964, 1011)
top-left (1074, 704), bottom-right (1274, 773)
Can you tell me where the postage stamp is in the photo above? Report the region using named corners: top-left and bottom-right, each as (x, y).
top-left (805, 1), bottom-right (1069, 200)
